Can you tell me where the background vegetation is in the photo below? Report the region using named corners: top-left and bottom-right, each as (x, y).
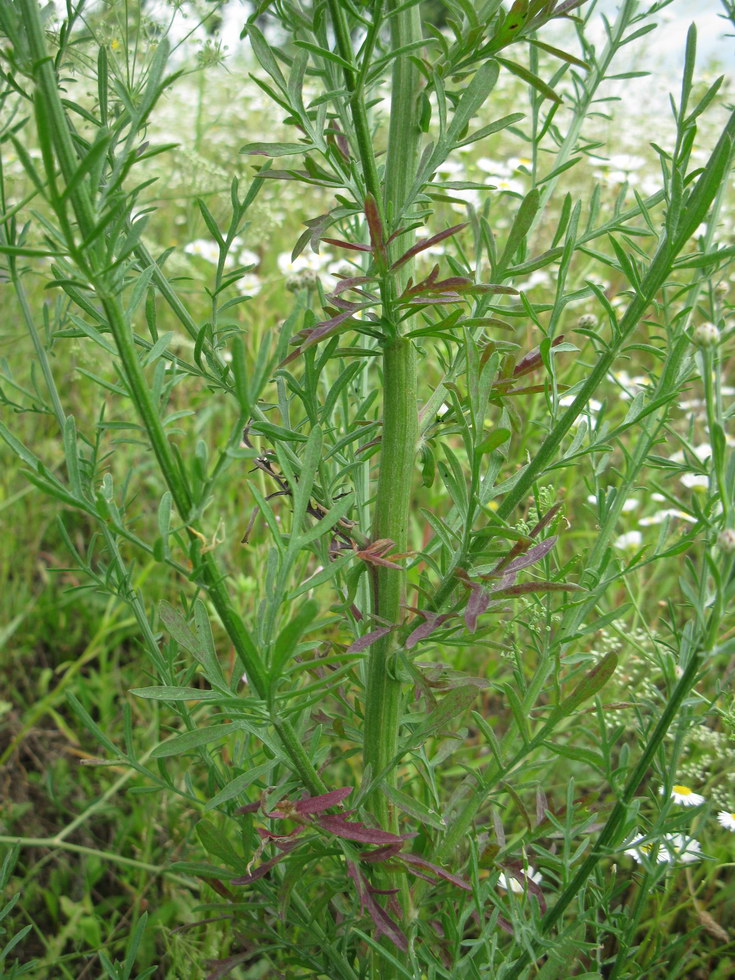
top-left (1, 0), bottom-right (735, 977)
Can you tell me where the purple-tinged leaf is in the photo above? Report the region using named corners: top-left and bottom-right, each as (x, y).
top-left (406, 294), bottom-right (462, 305)
top-left (364, 890), bottom-right (408, 952)
top-left (322, 237), bottom-right (373, 252)
top-left (256, 824), bottom-right (304, 840)
top-left (399, 853), bottom-right (472, 891)
top-left (346, 859), bottom-right (367, 912)
top-left (327, 275), bottom-right (377, 300)
top-left (489, 572), bottom-right (517, 593)
top-left (316, 814), bottom-right (405, 844)
top-left (280, 310), bottom-right (360, 366)
top-left (231, 843), bottom-right (298, 884)
top-left (560, 650), bottom-right (618, 713)
top-left (554, 0), bottom-right (586, 16)
top-left (405, 611), bottom-right (455, 650)
top-left (294, 786), bottom-right (353, 815)
top-left (529, 502), bottom-right (563, 538)
top-left (333, 123), bottom-right (350, 160)
top-left (235, 801), bottom-right (261, 814)
top-left (364, 194), bottom-right (384, 251)
top-left (390, 222), bottom-right (468, 271)
top-left (496, 536), bottom-right (558, 575)
top-left (347, 627), bottom-right (395, 653)
top-left (359, 842), bottom-right (405, 863)
top-left (465, 585), bottom-right (490, 632)
top-left (513, 335), bottom-right (565, 377)
top-left (426, 275), bottom-right (473, 290)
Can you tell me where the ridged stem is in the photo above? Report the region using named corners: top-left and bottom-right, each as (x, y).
top-left (361, 0), bottom-right (422, 827)
top-left (363, 338), bottom-right (417, 823)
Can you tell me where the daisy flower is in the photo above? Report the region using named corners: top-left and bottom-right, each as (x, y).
top-left (613, 530), bottom-right (642, 551)
top-left (669, 784), bottom-right (705, 807)
top-left (661, 833), bottom-right (702, 863)
top-left (638, 509), bottom-right (696, 527)
top-left (184, 238), bottom-right (220, 263)
top-left (680, 473), bottom-right (709, 491)
top-left (624, 830), bottom-right (702, 864)
top-left (717, 811), bottom-right (735, 831)
top-left (497, 866), bottom-right (542, 894)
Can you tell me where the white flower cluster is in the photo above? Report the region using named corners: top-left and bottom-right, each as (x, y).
top-left (623, 784), bottom-right (735, 867)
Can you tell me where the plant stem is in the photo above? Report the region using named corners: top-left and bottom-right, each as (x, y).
top-left (17, 0), bottom-right (326, 798)
top-left (361, 0), bottom-right (422, 826)
top-left (363, 337), bottom-right (417, 823)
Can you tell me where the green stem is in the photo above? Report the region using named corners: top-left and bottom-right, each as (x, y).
top-left (0, 835), bottom-right (194, 885)
top-left (360, 0), bottom-right (422, 825)
top-left (382, 1), bottom-right (422, 259)
top-left (18, 0), bottom-right (325, 798)
top-left (363, 337), bottom-right (417, 823)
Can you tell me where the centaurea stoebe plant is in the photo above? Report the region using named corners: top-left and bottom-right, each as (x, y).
top-left (1, 0), bottom-right (734, 976)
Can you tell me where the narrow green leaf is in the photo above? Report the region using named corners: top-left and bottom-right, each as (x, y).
top-left (528, 38), bottom-right (590, 70)
top-left (291, 426), bottom-right (322, 534)
top-left (196, 199), bottom-right (224, 248)
top-left (151, 723), bottom-right (241, 758)
top-left (296, 492), bottom-right (354, 549)
top-left (382, 783), bottom-right (446, 831)
top-left (59, 129), bottom-right (112, 203)
top-left (193, 599), bottom-right (228, 689)
top-left (196, 819), bottom-right (248, 871)
top-left (271, 598), bottom-right (319, 681)
top-left (240, 141), bottom-right (314, 157)
top-left (498, 188), bottom-right (540, 270)
top-left (143, 330), bottom-right (173, 366)
top-left (495, 57), bottom-right (562, 104)
top-left (558, 651), bottom-right (618, 715)
top-left (448, 62), bottom-right (500, 146)
top-left (130, 686), bottom-right (222, 701)
top-left (476, 428), bottom-right (511, 457)
top-left (62, 415), bottom-right (83, 499)
top-left (402, 686), bottom-right (479, 751)
top-left (66, 692), bottom-right (120, 756)
top-left (157, 491), bottom-right (172, 559)
top-left (294, 39), bottom-right (354, 72)
top-left (502, 682), bottom-right (530, 745)
top-left (247, 25), bottom-right (288, 90)
top-left (204, 762), bottom-right (273, 811)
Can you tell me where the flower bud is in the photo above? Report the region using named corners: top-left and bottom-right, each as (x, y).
top-left (717, 528), bottom-right (735, 553)
top-left (693, 322), bottom-right (720, 347)
top-left (577, 313), bottom-right (598, 329)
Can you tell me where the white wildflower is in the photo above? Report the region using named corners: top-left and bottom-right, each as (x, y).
top-left (668, 784), bottom-right (705, 807)
top-left (497, 866), bottom-right (543, 893)
top-left (638, 509), bottom-right (696, 527)
top-left (614, 531), bottom-right (642, 551)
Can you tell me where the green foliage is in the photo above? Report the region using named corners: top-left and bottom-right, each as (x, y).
top-left (1, 0), bottom-right (734, 977)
